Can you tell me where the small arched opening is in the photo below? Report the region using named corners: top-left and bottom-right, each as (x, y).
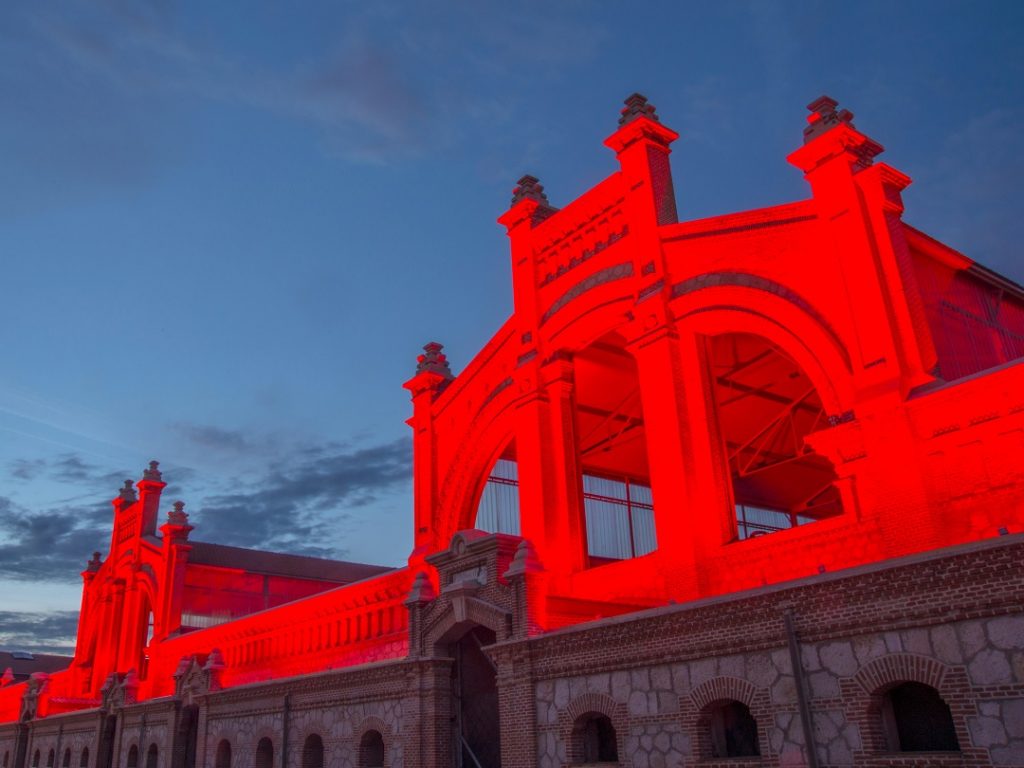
top-left (79, 748), bottom-right (89, 768)
top-left (707, 700), bottom-right (760, 758)
top-left (571, 712), bottom-right (619, 763)
top-left (254, 739), bottom-right (273, 768)
top-left (881, 682), bottom-right (960, 752)
top-left (31, 751), bottom-right (39, 768)
top-left (358, 731), bottom-right (384, 768)
top-left (144, 745), bottom-right (157, 768)
top-left (62, 749), bottom-right (71, 768)
top-left (125, 747), bottom-right (138, 768)
top-left (301, 735), bottom-right (323, 768)
top-left (709, 333), bottom-right (843, 540)
top-left (213, 741), bottom-right (231, 768)
top-left (46, 750), bottom-right (54, 768)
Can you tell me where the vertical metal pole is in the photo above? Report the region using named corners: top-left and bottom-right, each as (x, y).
top-left (280, 695), bottom-right (290, 768)
top-left (783, 609), bottom-right (819, 768)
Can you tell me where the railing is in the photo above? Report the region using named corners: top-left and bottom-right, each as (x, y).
top-left (142, 567), bottom-right (414, 697)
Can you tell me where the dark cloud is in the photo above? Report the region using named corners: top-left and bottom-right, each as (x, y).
top-left (172, 423), bottom-right (250, 454)
top-left (9, 458), bottom-right (45, 481)
top-left (0, 611), bottom-right (78, 655)
top-left (0, 495), bottom-right (110, 583)
top-left (7, 453), bottom-right (132, 492)
top-left (194, 437), bottom-right (411, 556)
top-left (0, 436), bottom-right (410, 580)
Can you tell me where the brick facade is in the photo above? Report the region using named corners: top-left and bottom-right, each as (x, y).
top-left (2, 94), bottom-right (1024, 766)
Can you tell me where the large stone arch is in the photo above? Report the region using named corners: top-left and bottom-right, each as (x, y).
top-left (435, 404), bottom-right (519, 543)
top-left (669, 279), bottom-right (855, 414)
top-left (544, 290), bottom-right (636, 350)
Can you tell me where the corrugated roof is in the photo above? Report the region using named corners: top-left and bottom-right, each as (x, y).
top-left (186, 541), bottom-right (393, 583)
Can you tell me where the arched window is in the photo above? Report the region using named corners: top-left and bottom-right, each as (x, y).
top-left (571, 712), bottom-right (618, 763)
top-left (126, 746), bottom-right (138, 768)
top-left (31, 750), bottom-right (39, 768)
top-left (708, 700), bottom-right (760, 758)
top-left (709, 333), bottom-right (843, 540)
top-left (47, 750), bottom-right (55, 768)
top-left (4, 750), bottom-right (10, 768)
top-left (358, 731), bottom-right (384, 768)
top-left (62, 749), bottom-right (71, 768)
top-left (254, 739), bottom-right (274, 768)
top-left (79, 748), bottom-right (89, 768)
top-left (145, 745), bottom-right (157, 768)
top-left (301, 735), bottom-right (323, 768)
top-left (214, 741), bottom-right (231, 768)
top-left (475, 446), bottom-right (520, 536)
top-left (882, 682), bottom-right (960, 752)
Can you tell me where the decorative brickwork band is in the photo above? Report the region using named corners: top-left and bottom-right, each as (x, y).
top-left (852, 653), bottom-right (948, 694)
top-left (689, 675), bottom-right (758, 711)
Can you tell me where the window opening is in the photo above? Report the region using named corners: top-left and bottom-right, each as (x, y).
top-left (301, 736), bottom-right (323, 768)
top-left (214, 742), bottom-right (230, 768)
top-left (710, 333), bottom-right (842, 540)
top-left (709, 701), bottom-right (760, 758)
top-left (126, 747), bottom-right (138, 768)
top-left (882, 682), bottom-right (960, 752)
top-left (574, 335), bottom-right (658, 564)
top-left (582, 473), bottom-right (656, 560)
top-left (358, 732), bottom-right (384, 768)
top-left (79, 749), bottom-right (89, 768)
top-left (474, 446), bottom-right (520, 536)
top-left (145, 746), bottom-right (157, 768)
top-left (62, 750), bottom-right (70, 768)
top-left (254, 739), bottom-right (273, 768)
top-left (573, 713), bottom-right (619, 763)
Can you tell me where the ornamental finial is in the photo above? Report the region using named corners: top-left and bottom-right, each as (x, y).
top-left (803, 95), bottom-right (855, 143)
top-left (87, 552), bottom-right (102, 573)
top-left (510, 175), bottom-right (549, 207)
top-left (119, 479), bottom-right (137, 503)
top-left (416, 342), bottom-right (454, 379)
top-left (619, 92), bottom-right (659, 127)
top-left (168, 501), bottom-right (189, 526)
top-left (143, 460), bottom-right (162, 481)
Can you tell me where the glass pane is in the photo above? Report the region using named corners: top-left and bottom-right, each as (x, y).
top-left (475, 460), bottom-right (520, 535)
top-left (585, 497), bottom-right (632, 559)
top-left (631, 507), bottom-right (657, 556)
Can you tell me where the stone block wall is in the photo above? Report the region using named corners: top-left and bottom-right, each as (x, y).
top-left (1, 535), bottom-right (1021, 768)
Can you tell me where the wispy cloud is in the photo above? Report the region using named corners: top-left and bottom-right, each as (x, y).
top-left (193, 437), bottom-right (411, 557)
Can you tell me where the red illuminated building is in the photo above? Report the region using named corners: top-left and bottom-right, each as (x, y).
top-left (2, 94), bottom-right (1022, 767)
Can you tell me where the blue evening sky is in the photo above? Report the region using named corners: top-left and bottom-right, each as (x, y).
top-left (1, 1), bottom-right (1022, 651)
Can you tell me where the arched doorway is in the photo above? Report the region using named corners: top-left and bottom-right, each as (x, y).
top-left (450, 626), bottom-right (500, 768)
top-left (96, 716), bottom-right (116, 768)
top-left (172, 705), bottom-right (199, 768)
